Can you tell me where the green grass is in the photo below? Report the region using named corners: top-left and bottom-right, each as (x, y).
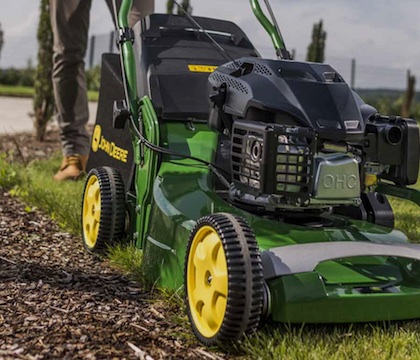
top-left (0, 84), bottom-right (99, 102)
top-left (88, 90), bottom-right (99, 102)
top-left (0, 154), bottom-right (84, 234)
top-left (235, 322), bottom-right (420, 359)
top-left (390, 194), bottom-right (420, 241)
top-left (0, 84), bottom-right (35, 98)
top-left (107, 243), bottom-right (144, 281)
top-left (1, 155), bottom-right (420, 359)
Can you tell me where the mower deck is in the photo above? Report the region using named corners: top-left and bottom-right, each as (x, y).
top-left (270, 271), bottom-right (420, 323)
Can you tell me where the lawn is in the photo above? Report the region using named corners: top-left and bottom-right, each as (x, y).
top-left (0, 84), bottom-right (35, 98)
top-left (0, 84), bottom-right (99, 102)
top-left (0, 155), bottom-right (419, 359)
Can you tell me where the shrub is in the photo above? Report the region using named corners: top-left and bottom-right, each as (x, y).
top-left (86, 65), bottom-right (101, 91)
top-left (0, 67), bottom-right (35, 87)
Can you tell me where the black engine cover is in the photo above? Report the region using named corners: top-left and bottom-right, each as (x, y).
top-left (209, 58), bottom-right (372, 141)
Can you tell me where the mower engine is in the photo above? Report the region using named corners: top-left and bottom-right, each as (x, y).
top-left (209, 58), bottom-right (420, 213)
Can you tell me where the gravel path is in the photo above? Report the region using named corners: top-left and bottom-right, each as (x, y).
top-left (0, 96), bottom-right (97, 135)
top-left (0, 188), bottom-right (226, 359)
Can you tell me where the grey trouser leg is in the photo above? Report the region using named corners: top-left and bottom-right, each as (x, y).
top-left (50, 0), bottom-right (92, 156)
top-left (50, 0), bottom-right (154, 156)
top-left (105, 0), bottom-right (155, 27)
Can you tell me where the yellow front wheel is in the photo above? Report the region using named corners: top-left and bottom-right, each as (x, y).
top-left (185, 213), bottom-right (264, 346)
top-left (81, 167), bottom-right (126, 254)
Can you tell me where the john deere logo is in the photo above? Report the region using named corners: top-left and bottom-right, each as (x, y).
top-left (91, 124), bottom-right (129, 163)
top-left (92, 125), bottom-right (101, 152)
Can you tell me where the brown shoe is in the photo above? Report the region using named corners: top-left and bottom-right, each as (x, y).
top-left (53, 154), bottom-right (89, 181)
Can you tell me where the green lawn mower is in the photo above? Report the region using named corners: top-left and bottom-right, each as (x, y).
top-left (82, 0), bottom-right (420, 346)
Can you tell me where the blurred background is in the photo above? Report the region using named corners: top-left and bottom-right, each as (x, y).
top-left (0, 0), bottom-right (419, 136)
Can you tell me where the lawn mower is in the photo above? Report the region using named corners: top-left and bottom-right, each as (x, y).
top-left (82, 0), bottom-right (420, 346)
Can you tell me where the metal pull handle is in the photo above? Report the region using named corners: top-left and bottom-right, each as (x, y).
top-left (250, 0), bottom-right (290, 59)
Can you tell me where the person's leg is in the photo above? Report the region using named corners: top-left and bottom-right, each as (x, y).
top-left (130, 0), bottom-right (154, 26)
top-left (105, 0), bottom-right (154, 27)
top-left (50, 0), bottom-right (92, 180)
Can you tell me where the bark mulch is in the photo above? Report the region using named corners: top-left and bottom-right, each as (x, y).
top-left (0, 131), bottom-right (227, 360)
top-left (0, 129), bottom-right (62, 165)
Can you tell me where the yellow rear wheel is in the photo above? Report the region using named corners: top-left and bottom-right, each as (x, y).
top-left (81, 167), bottom-right (126, 254)
top-left (83, 175), bottom-right (101, 249)
top-left (185, 213), bottom-right (264, 346)
top-left (187, 225), bottom-right (228, 338)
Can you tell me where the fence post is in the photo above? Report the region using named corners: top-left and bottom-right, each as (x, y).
top-left (109, 30), bottom-right (115, 53)
top-left (88, 35), bottom-right (96, 69)
top-left (350, 58), bottom-right (356, 89)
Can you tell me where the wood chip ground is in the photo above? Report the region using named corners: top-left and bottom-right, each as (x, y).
top-left (0, 131), bottom-right (229, 359)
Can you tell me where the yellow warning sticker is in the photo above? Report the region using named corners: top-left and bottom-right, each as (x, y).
top-left (188, 65), bottom-right (218, 73)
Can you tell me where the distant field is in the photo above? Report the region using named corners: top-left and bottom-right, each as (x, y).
top-left (0, 85), bottom-right (34, 98)
top-left (0, 84), bottom-right (99, 102)
top-left (357, 88), bottom-right (420, 101)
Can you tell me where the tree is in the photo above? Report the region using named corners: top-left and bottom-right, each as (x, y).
top-left (401, 70), bottom-right (416, 118)
top-left (167, 0), bottom-right (175, 14)
top-left (166, 0), bottom-right (192, 15)
top-left (0, 23), bottom-right (4, 63)
top-left (33, 0), bottom-right (55, 141)
top-left (306, 20), bottom-right (326, 63)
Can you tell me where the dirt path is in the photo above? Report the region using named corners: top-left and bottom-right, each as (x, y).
top-left (0, 190), bottom-right (226, 359)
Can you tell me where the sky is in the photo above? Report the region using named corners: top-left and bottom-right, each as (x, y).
top-left (0, 0), bottom-right (419, 89)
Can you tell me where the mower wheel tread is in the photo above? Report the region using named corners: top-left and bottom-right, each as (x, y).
top-left (185, 212), bottom-right (264, 345)
top-left (81, 167), bottom-right (126, 254)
